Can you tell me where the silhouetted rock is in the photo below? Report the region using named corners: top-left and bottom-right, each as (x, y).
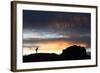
top-left (61, 45), bottom-right (90, 60)
top-left (23, 45), bottom-right (90, 62)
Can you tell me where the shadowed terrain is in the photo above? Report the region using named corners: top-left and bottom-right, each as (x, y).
top-left (23, 45), bottom-right (90, 62)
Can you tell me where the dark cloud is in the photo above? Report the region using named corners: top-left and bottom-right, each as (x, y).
top-left (23, 10), bottom-right (91, 34)
top-left (23, 10), bottom-right (91, 48)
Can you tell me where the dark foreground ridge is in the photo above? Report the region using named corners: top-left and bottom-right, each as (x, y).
top-left (23, 45), bottom-right (90, 62)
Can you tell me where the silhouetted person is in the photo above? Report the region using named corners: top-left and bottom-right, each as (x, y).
top-left (35, 47), bottom-right (39, 53)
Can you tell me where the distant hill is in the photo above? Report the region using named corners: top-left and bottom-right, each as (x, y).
top-left (23, 45), bottom-right (90, 62)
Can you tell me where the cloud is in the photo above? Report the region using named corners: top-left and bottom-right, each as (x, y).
top-left (23, 10), bottom-right (90, 32)
top-left (23, 10), bottom-right (91, 49)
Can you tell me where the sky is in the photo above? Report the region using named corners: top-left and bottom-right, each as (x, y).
top-left (23, 10), bottom-right (91, 55)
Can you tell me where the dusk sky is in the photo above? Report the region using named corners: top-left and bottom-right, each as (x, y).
top-left (23, 10), bottom-right (91, 55)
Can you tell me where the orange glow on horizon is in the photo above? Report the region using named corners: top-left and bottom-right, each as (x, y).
top-left (23, 40), bottom-right (87, 55)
